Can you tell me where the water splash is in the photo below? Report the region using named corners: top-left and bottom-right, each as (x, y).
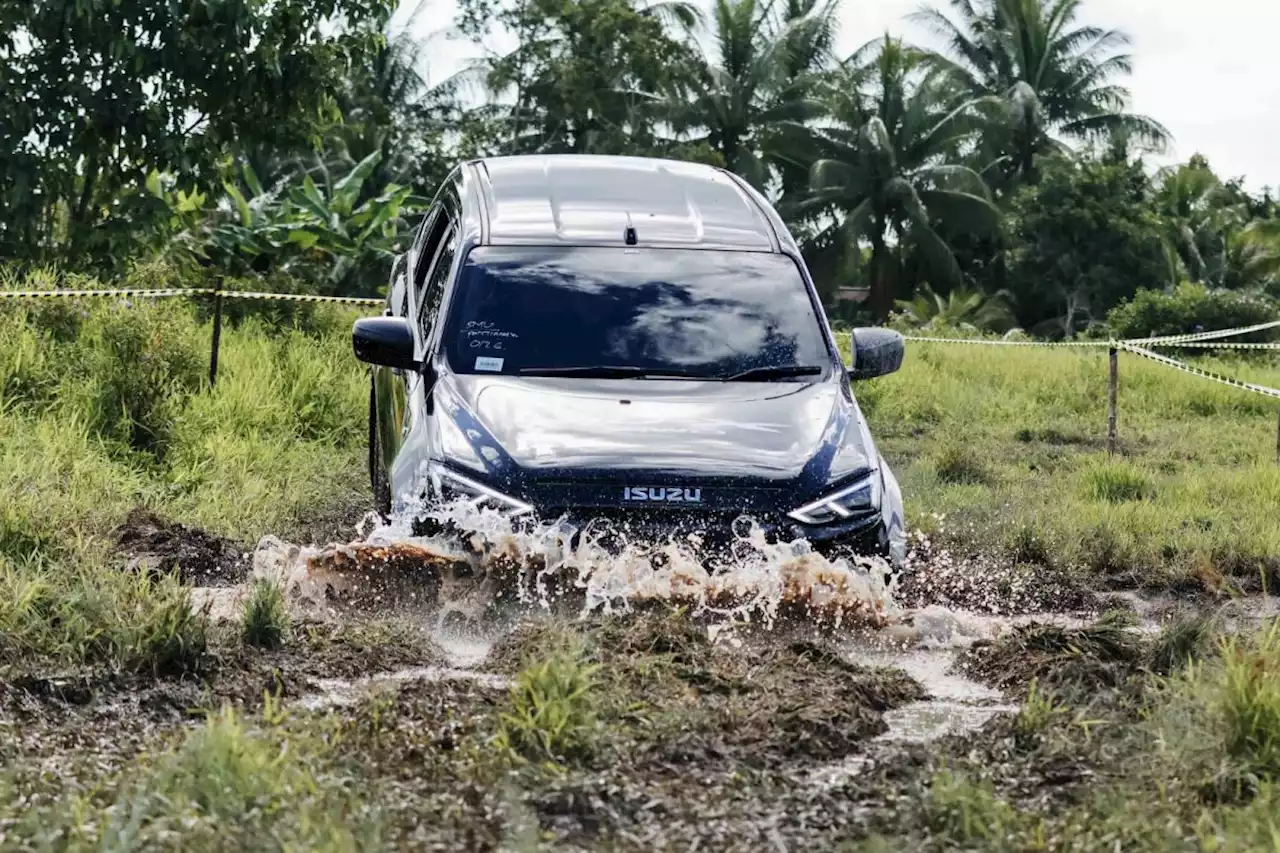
top-left (246, 497), bottom-right (902, 630)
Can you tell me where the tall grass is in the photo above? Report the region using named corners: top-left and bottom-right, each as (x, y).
top-left (0, 269), bottom-right (369, 673)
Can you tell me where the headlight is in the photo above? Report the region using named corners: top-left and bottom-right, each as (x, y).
top-left (787, 471), bottom-right (881, 525)
top-left (428, 462), bottom-right (533, 517)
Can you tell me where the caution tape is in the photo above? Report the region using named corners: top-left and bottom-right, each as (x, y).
top-left (0, 288), bottom-right (214, 299)
top-left (1124, 319), bottom-right (1280, 346)
top-left (1118, 342), bottom-right (1280, 399)
top-left (218, 291), bottom-right (383, 306)
top-left (903, 335), bottom-right (1110, 348)
top-left (0, 287), bottom-right (382, 306)
top-left (1143, 340), bottom-right (1280, 350)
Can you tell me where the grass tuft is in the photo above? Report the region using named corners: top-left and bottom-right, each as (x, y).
top-left (931, 442), bottom-right (994, 486)
top-left (1084, 460), bottom-right (1155, 503)
top-left (242, 576), bottom-right (290, 649)
top-left (495, 636), bottom-right (600, 765)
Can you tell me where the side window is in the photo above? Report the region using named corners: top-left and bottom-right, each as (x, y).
top-left (418, 223), bottom-right (458, 340)
top-left (410, 206), bottom-right (443, 300)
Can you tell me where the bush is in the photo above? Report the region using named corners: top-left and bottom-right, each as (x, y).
top-left (60, 300), bottom-right (206, 459)
top-left (1106, 283), bottom-right (1279, 342)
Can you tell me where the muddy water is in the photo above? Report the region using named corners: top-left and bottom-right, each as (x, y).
top-left (187, 503), bottom-right (1267, 743)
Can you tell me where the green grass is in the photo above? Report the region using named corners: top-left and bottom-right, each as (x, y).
top-left (0, 268), bottom-right (368, 674)
top-left (242, 577), bottom-right (290, 649)
top-left (847, 338), bottom-right (1280, 589)
top-left (495, 635), bottom-right (600, 765)
top-left (2, 702), bottom-right (384, 852)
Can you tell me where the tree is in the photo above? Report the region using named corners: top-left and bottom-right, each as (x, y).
top-left (457, 0), bottom-right (694, 156)
top-left (913, 0), bottom-right (1169, 189)
top-left (1003, 153), bottom-right (1168, 336)
top-left (797, 37), bottom-right (999, 321)
top-left (657, 0), bottom-right (838, 190)
top-left (0, 0), bottom-right (395, 271)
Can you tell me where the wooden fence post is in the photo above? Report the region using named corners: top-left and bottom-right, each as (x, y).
top-left (1275, 409), bottom-right (1279, 465)
top-left (1107, 346), bottom-right (1119, 456)
top-left (208, 286), bottom-right (224, 388)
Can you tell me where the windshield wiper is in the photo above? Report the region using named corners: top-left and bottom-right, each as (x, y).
top-left (722, 365), bottom-right (825, 382)
top-left (517, 365), bottom-right (705, 379)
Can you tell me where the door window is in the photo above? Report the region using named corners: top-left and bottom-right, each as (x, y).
top-left (417, 222), bottom-right (458, 341)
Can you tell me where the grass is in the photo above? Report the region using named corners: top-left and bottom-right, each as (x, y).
top-left (847, 338), bottom-right (1280, 590)
top-left (242, 577), bottom-right (290, 649)
top-left (4, 270), bottom-right (1280, 850)
top-left (0, 267), bottom-right (367, 674)
top-left (495, 635), bottom-right (600, 764)
top-left (2, 702), bottom-right (384, 852)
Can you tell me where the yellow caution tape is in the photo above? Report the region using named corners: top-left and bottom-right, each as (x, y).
top-left (0, 287), bottom-right (382, 306)
top-left (1118, 342), bottom-right (1280, 399)
top-left (219, 291), bottom-right (383, 306)
top-left (0, 288), bottom-right (214, 299)
top-left (1125, 319), bottom-right (1280, 346)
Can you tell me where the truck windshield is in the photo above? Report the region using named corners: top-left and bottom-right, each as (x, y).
top-left (441, 246), bottom-right (831, 379)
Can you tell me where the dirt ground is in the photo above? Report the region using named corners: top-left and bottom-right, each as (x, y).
top-left (2, 509), bottom-right (1274, 852)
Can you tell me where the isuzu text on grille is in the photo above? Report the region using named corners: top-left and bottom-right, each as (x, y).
top-left (623, 487), bottom-right (703, 503)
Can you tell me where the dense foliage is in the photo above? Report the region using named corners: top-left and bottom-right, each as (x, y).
top-left (1, 0), bottom-right (1277, 330)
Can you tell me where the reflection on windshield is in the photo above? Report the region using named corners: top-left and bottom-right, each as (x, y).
top-left (442, 246), bottom-right (829, 378)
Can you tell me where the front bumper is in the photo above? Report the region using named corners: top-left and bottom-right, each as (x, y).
top-left (418, 502), bottom-right (895, 566)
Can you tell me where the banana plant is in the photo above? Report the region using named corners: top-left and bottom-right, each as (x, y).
top-left (152, 152), bottom-right (428, 296)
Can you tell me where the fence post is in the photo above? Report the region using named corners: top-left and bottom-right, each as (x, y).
top-left (208, 286), bottom-right (224, 388)
top-left (1275, 409), bottom-right (1279, 465)
top-left (1107, 346), bottom-right (1119, 456)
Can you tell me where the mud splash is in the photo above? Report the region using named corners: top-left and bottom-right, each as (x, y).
top-left (202, 500), bottom-right (901, 631)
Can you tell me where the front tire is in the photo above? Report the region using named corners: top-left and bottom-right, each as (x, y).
top-left (368, 383), bottom-right (392, 519)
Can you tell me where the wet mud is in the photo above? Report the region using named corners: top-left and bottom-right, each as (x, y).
top-left (9, 509), bottom-right (1280, 851)
top-left (112, 506), bottom-right (247, 585)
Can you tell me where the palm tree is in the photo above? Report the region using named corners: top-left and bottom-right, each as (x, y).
top-left (912, 0), bottom-right (1170, 188)
top-left (796, 36), bottom-right (1000, 321)
top-left (894, 282), bottom-right (1019, 332)
top-left (657, 0), bottom-right (838, 190)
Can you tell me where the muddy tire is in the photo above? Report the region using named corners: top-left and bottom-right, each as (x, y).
top-left (369, 383), bottom-right (392, 520)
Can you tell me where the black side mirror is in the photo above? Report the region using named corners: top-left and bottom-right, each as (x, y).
top-left (849, 328), bottom-right (905, 380)
top-left (353, 317), bottom-right (420, 371)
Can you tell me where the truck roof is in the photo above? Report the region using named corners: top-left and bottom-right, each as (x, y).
top-left (469, 154), bottom-right (780, 251)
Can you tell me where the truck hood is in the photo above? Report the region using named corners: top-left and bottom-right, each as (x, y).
top-left (440, 373), bottom-right (860, 480)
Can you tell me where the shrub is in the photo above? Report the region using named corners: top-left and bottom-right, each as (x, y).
top-left (1106, 283), bottom-right (1279, 342)
top-left (60, 300), bottom-right (205, 458)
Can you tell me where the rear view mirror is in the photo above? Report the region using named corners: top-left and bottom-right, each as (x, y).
top-left (849, 328), bottom-right (904, 380)
top-left (353, 317), bottom-right (420, 371)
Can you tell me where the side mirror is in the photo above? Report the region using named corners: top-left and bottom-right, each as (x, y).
top-left (353, 317), bottom-right (420, 371)
top-left (849, 328), bottom-right (904, 380)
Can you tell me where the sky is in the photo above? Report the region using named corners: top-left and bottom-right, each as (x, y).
top-left (392, 0), bottom-right (1280, 193)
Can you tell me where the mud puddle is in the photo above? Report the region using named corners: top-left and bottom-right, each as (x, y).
top-left (298, 665), bottom-right (511, 711)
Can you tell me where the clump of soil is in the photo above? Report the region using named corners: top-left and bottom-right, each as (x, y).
top-left (113, 507), bottom-right (245, 586)
top-left (494, 609), bottom-right (926, 769)
top-left (958, 610), bottom-right (1145, 696)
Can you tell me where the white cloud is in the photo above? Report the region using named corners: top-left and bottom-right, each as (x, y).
top-left (394, 0), bottom-right (1280, 191)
